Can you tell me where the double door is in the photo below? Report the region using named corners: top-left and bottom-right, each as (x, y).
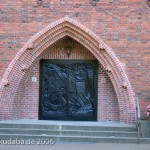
top-left (39, 60), bottom-right (98, 121)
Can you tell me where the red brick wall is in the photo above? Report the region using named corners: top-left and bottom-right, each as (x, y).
top-left (13, 38), bottom-right (119, 121)
top-left (0, 0), bottom-right (149, 121)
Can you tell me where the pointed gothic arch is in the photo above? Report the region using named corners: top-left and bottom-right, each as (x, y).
top-left (0, 17), bottom-right (136, 123)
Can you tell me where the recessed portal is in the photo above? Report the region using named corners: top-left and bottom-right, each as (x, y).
top-left (39, 59), bottom-right (98, 121)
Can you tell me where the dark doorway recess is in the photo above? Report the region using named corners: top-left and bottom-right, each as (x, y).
top-left (39, 59), bottom-right (98, 121)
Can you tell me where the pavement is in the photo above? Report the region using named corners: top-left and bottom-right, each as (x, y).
top-left (0, 143), bottom-right (150, 150)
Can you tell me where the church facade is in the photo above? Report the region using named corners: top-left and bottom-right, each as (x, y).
top-left (0, 0), bottom-right (150, 124)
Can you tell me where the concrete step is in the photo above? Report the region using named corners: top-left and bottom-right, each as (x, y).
top-left (0, 128), bottom-right (138, 137)
top-left (0, 134), bottom-right (150, 144)
top-left (0, 124), bottom-right (59, 130)
top-left (61, 125), bottom-right (136, 132)
top-left (0, 123), bottom-right (136, 132)
top-left (61, 130), bottom-right (138, 138)
top-left (0, 121), bottom-right (148, 144)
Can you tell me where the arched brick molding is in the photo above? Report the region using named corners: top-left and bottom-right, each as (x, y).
top-left (0, 17), bottom-right (136, 123)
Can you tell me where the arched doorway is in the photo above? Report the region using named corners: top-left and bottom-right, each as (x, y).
top-left (0, 17), bottom-right (136, 123)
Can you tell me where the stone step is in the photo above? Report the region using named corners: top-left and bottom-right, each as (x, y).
top-left (0, 121), bottom-right (146, 143)
top-left (0, 124), bottom-right (59, 130)
top-left (0, 123), bottom-right (136, 132)
top-left (61, 125), bottom-right (136, 132)
top-left (0, 128), bottom-right (138, 137)
top-left (61, 130), bottom-right (138, 138)
top-left (0, 134), bottom-right (149, 144)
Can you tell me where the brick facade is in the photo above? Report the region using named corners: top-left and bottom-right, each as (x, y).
top-left (0, 0), bottom-right (150, 123)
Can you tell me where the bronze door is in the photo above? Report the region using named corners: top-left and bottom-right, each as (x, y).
top-left (39, 60), bottom-right (98, 121)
